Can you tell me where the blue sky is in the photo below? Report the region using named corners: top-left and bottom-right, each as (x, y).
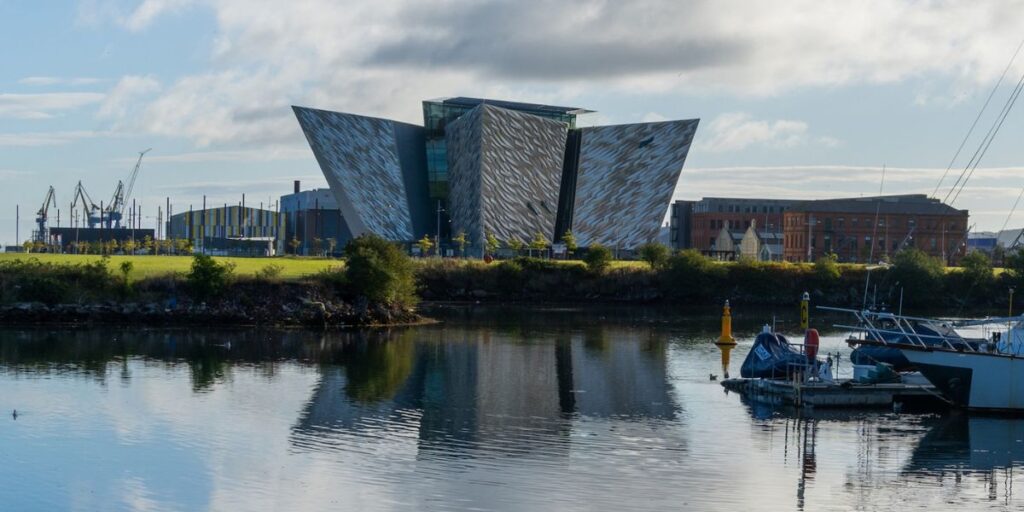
top-left (3, 0), bottom-right (1024, 243)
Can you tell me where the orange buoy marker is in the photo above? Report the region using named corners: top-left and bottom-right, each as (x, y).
top-left (717, 300), bottom-right (736, 345)
top-left (804, 329), bottom-right (820, 361)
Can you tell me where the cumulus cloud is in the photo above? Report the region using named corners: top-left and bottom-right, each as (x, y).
top-left (0, 92), bottom-right (105, 119)
top-left (123, 0), bottom-right (196, 31)
top-left (696, 112), bottom-right (834, 152)
top-left (98, 75), bottom-right (161, 120)
top-left (95, 0), bottom-right (1024, 148)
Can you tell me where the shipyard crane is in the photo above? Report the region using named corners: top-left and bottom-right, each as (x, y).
top-left (34, 186), bottom-right (57, 242)
top-left (71, 181), bottom-right (102, 228)
top-left (105, 148), bottom-right (151, 228)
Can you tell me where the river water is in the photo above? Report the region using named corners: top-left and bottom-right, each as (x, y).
top-left (0, 305), bottom-right (1020, 511)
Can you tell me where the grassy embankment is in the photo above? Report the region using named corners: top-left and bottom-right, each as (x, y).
top-left (0, 253), bottom-right (342, 281)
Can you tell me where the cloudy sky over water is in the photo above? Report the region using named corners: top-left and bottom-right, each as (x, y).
top-left (4, 0), bottom-right (1024, 242)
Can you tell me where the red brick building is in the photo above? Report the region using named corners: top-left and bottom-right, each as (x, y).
top-left (672, 197), bottom-right (794, 251)
top-left (782, 194), bottom-right (969, 263)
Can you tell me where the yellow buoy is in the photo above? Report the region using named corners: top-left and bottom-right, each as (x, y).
top-left (717, 300), bottom-right (736, 345)
top-left (718, 343), bottom-right (734, 378)
top-left (800, 291), bottom-right (810, 331)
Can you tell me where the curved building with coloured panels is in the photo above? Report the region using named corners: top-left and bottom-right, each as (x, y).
top-left (293, 97), bottom-right (698, 251)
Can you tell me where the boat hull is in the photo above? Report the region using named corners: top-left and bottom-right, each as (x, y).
top-left (899, 348), bottom-right (1024, 411)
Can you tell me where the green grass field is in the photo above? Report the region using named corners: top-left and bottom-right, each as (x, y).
top-left (0, 253), bottom-right (343, 281)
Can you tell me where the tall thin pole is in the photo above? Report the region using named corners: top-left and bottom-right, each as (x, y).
top-left (15, 204), bottom-right (19, 247)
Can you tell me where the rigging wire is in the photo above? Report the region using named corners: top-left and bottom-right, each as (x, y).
top-left (949, 73), bottom-right (1024, 205)
top-left (932, 39), bottom-right (1024, 199)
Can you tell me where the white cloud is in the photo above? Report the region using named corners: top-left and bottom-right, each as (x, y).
top-left (19, 76), bottom-right (103, 86)
top-left (136, 147), bottom-right (310, 164)
top-left (0, 131), bottom-right (104, 146)
top-left (98, 75), bottom-right (161, 120)
top-left (96, 0), bottom-right (1024, 148)
top-left (0, 93), bottom-right (105, 119)
top-left (695, 112), bottom-right (832, 152)
top-left (123, 0), bottom-right (197, 31)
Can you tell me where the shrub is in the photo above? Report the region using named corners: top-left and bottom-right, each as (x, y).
top-left (255, 263), bottom-right (284, 281)
top-left (584, 244), bottom-right (613, 273)
top-left (187, 254), bottom-right (235, 300)
top-left (814, 253), bottom-right (841, 284)
top-left (661, 249), bottom-right (724, 300)
top-left (949, 251), bottom-right (995, 302)
top-left (637, 242), bottom-right (670, 269)
top-left (886, 248), bottom-right (943, 306)
top-left (344, 234), bottom-right (417, 306)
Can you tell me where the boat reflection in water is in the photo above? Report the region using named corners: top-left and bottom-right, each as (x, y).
top-left (904, 413), bottom-right (1024, 502)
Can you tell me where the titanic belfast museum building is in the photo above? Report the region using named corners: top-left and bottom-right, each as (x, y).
top-left (293, 97), bottom-right (698, 253)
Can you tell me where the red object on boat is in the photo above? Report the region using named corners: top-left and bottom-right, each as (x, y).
top-left (804, 329), bottom-right (819, 360)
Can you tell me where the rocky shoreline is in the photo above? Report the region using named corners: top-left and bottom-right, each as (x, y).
top-left (0, 296), bottom-right (423, 328)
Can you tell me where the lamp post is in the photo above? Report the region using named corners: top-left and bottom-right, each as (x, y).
top-left (435, 200), bottom-right (445, 257)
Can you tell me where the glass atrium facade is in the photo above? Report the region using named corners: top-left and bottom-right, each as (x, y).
top-left (422, 97), bottom-right (589, 201)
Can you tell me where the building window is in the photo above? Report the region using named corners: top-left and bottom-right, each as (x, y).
top-left (931, 238), bottom-right (937, 249)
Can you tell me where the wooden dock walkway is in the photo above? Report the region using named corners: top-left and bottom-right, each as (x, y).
top-left (721, 378), bottom-right (949, 409)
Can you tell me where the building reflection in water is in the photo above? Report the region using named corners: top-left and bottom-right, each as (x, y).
top-left (290, 324), bottom-right (680, 458)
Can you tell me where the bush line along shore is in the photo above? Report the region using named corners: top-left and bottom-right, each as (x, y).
top-left (0, 239), bottom-right (1014, 327)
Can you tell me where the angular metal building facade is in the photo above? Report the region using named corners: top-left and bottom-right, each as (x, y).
top-left (293, 98), bottom-right (698, 250)
top-left (569, 120), bottom-right (699, 248)
top-left (447, 104), bottom-right (567, 252)
top-left (292, 106), bottom-right (431, 242)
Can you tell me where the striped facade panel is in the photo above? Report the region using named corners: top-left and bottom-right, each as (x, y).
top-left (447, 105), bottom-right (567, 252)
top-left (572, 120), bottom-right (699, 248)
top-left (293, 106), bottom-right (426, 241)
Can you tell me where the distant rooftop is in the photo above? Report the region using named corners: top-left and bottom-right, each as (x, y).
top-left (788, 194), bottom-right (966, 216)
top-left (427, 97), bottom-right (594, 116)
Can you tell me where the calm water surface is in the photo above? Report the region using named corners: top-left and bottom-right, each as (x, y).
top-left (1, 305), bottom-right (1021, 511)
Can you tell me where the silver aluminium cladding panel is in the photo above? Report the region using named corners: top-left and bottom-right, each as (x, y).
top-left (447, 105), bottom-right (567, 250)
top-left (293, 106), bottom-right (420, 241)
top-left (572, 120), bottom-right (698, 248)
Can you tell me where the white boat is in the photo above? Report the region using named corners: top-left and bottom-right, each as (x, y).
top-left (826, 307), bottom-right (1024, 412)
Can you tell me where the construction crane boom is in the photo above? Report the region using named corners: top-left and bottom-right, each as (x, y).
top-left (34, 186), bottom-right (57, 242)
top-left (106, 149), bottom-right (150, 228)
top-left (71, 181), bottom-right (101, 228)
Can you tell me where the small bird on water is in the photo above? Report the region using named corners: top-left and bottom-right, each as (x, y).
top-left (709, 373), bottom-right (718, 381)
top-left (12, 409), bottom-right (17, 420)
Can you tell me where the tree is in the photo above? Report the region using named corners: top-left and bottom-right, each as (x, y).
top-left (507, 237), bottom-right (524, 255)
top-left (21, 240), bottom-right (32, 253)
top-left (529, 232), bottom-right (549, 257)
top-left (415, 234), bottom-right (434, 257)
top-left (584, 243), bottom-right (613, 273)
top-left (561, 230), bottom-right (578, 257)
top-left (889, 248), bottom-right (944, 306)
top-left (485, 230), bottom-right (500, 257)
top-left (344, 234), bottom-right (418, 306)
top-left (637, 241), bottom-right (670, 269)
top-left (122, 238), bottom-right (137, 255)
top-left (959, 250), bottom-right (995, 295)
top-left (288, 237), bottom-right (302, 255)
top-left (326, 237), bottom-right (338, 257)
top-left (143, 235), bottom-right (154, 254)
top-left (452, 230), bottom-right (468, 257)
top-left (119, 260), bottom-right (134, 295)
top-left (312, 237), bottom-right (323, 256)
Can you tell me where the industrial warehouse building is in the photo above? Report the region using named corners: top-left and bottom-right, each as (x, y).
top-left (293, 97), bottom-right (699, 254)
top-left (167, 205), bottom-right (285, 256)
top-left (279, 182), bottom-right (350, 256)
